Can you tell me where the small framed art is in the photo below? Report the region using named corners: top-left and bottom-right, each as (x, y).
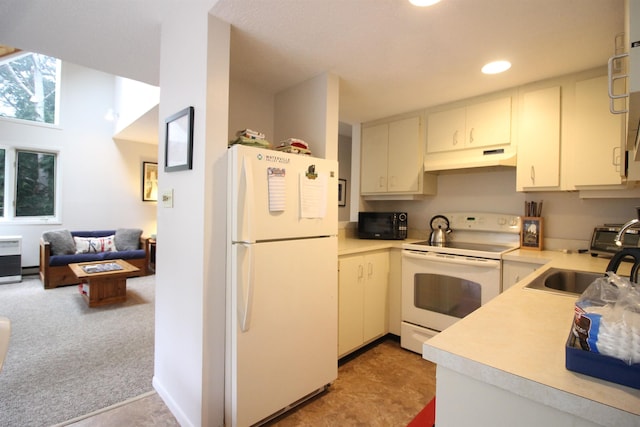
top-left (164, 106), bottom-right (194, 172)
top-left (338, 179), bottom-right (347, 207)
top-left (521, 217), bottom-right (543, 250)
top-left (142, 162), bottom-right (158, 202)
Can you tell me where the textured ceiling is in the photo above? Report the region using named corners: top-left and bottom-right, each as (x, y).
top-left (0, 0), bottom-right (625, 125)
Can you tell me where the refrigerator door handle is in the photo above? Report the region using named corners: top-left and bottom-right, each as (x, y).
top-left (237, 156), bottom-right (255, 243)
top-left (237, 242), bottom-right (254, 332)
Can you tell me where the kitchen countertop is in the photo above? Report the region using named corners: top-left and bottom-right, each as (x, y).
top-left (337, 237), bottom-right (423, 256)
top-left (422, 249), bottom-right (640, 426)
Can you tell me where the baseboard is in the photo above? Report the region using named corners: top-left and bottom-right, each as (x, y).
top-left (153, 376), bottom-right (195, 427)
top-left (338, 333), bottom-right (399, 366)
top-left (22, 266), bottom-right (39, 276)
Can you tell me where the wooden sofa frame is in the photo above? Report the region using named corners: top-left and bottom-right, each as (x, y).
top-left (39, 236), bottom-right (150, 289)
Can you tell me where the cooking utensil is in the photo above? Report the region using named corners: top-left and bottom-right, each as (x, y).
top-left (429, 214), bottom-right (451, 245)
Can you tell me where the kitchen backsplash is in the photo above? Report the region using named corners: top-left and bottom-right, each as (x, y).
top-left (357, 168), bottom-right (640, 245)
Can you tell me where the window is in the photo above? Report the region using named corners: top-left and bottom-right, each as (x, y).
top-left (0, 147), bottom-right (58, 221)
top-left (0, 52), bottom-right (60, 124)
top-left (15, 150), bottom-right (56, 217)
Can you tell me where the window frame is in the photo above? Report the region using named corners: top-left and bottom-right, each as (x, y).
top-left (0, 144), bottom-right (62, 224)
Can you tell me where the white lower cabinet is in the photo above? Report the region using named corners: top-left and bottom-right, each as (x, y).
top-left (338, 250), bottom-right (389, 358)
top-left (502, 260), bottom-right (544, 291)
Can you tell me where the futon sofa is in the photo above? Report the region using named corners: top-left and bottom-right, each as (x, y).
top-left (39, 229), bottom-right (150, 289)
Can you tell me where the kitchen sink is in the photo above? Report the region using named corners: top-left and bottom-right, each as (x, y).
top-left (524, 268), bottom-right (604, 296)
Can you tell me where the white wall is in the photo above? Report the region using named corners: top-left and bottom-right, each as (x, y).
top-left (274, 72), bottom-right (340, 160)
top-left (228, 79), bottom-right (274, 143)
top-left (0, 62), bottom-right (157, 267)
top-left (338, 133), bottom-right (352, 222)
top-left (114, 77), bottom-right (160, 135)
top-left (153, 6), bottom-right (228, 427)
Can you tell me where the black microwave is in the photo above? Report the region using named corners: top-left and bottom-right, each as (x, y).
top-left (358, 212), bottom-right (408, 240)
top-left (590, 225), bottom-right (640, 257)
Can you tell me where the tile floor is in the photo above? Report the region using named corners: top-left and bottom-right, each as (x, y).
top-left (62, 337), bottom-right (435, 426)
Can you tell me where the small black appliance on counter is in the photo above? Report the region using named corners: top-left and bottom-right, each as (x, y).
top-left (590, 225), bottom-right (640, 257)
top-left (357, 212), bottom-right (407, 240)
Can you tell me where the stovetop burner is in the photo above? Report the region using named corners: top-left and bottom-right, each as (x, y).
top-left (402, 212), bottom-right (522, 259)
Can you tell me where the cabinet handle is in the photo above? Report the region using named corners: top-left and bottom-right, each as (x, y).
top-left (358, 264), bottom-right (364, 280)
top-left (530, 165), bottom-right (535, 184)
top-left (613, 146), bottom-right (622, 169)
top-left (453, 130), bottom-right (459, 146)
top-left (607, 53), bottom-right (629, 114)
top-left (469, 128), bottom-right (475, 144)
top-left (379, 176), bottom-right (385, 189)
top-left (367, 262), bottom-right (373, 278)
top-left (390, 176), bottom-right (396, 189)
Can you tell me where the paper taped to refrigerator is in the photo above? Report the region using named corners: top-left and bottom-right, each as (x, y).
top-left (267, 167), bottom-right (286, 212)
top-left (300, 172), bottom-right (327, 218)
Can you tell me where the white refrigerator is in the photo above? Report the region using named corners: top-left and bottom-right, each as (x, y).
top-left (226, 144), bottom-right (338, 427)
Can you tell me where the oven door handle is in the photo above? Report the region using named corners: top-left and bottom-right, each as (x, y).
top-left (402, 250), bottom-right (500, 268)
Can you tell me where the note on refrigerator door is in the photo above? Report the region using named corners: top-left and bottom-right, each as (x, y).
top-left (267, 167), bottom-right (286, 212)
top-left (300, 172), bottom-right (327, 218)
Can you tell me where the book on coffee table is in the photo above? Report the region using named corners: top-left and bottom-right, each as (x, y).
top-left (81, 263), bottom-right (124, 274)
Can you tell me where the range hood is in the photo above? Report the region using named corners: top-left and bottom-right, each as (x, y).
top-left (424, 146), bottom-right (516, 172)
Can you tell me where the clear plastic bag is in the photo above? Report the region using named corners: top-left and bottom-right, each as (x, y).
top-left (572, 272), bottom-right (640, 365)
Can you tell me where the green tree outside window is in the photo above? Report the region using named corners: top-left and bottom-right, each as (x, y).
top-left (0, 52), bottom-right (58, 124)
top-left (15, 150), bottom-right (55, 217)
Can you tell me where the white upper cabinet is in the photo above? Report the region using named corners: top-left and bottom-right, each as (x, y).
top-left (361, 114), bottom-right (436, 198)
top-left (569, 75), bottom-right (626, 188)
top-left (360, 123), bottom-right (389, 194)
top-left (465, 97), bottom-right (512, 149)
top-left (516, 86), bottom-right (561, 190)
top-left (427, 97), bottom-right (512, 154)
top-left (426, 107), bottom-right (466, 153)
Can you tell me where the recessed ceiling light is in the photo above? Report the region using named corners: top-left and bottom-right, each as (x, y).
top-left (482, 60), bottom-right (512, 74)
top-left (409, 0), bottom-right (441, 6)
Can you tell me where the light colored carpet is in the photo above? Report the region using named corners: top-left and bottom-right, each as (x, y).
top-left (0, 274), bottom-right (155, 427)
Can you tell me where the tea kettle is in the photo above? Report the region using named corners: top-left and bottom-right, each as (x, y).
top-left (429, 215), bottom-right (451, 245)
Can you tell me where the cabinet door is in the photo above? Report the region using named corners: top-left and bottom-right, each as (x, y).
top-left (362, 251), bottom-right (389, 342)
top-left (338, 255), bottom-right (364, 356)
top-left (502, 261), bottom-right (542, 291)
top-left (427, 107), bottom-right (466, 153)
top-left (517, 86), bottom-right (561, 189)
top-left (387, 116), bottom-right (422, 192)
top-left (571, 76), bottom-right (625, 187)
top-left (361, 124), bottom-right (389, 193)
top-left (466, 97), bottom-right (512, 149)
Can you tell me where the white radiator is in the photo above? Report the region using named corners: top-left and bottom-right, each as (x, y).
top-left (0, 236), bottom-right (21, 284)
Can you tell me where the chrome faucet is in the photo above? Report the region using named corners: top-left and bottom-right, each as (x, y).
top-left (615, 207), bottom-right (640, 246)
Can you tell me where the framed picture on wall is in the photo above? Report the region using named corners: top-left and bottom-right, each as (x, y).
top-left (338, 179), bottom-right (347, 207)
top-left (142, 162), bottom-right (158, 202)
top-left (164, 106), bottom-right (194, 172)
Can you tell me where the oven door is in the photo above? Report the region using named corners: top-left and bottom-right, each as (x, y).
top-left (401, 249), bottom-right (501, 334)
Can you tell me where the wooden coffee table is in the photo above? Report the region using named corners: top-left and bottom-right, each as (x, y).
top-left (68, 259), bottom-right (140, 307)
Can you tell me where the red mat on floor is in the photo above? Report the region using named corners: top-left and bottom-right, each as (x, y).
top-left (407, 397), bottom-right (436, 427)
